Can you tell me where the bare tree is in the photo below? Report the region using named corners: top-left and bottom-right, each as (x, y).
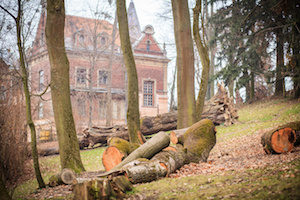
top-left (116, 0), bottom-right (141, 144)
top-left (171, 0), bottom-right (196, 128)
top-left (46, 0), bottom-right (85, 173)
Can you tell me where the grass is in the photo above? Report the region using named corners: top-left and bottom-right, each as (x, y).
top-left (131, 159), bottom-right (300, 200)
top-left (12, 97), bottom-right (300, 199)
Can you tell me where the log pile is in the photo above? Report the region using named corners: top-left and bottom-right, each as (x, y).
top-left (261, 121), bottom-right (300, 154)
top-left (72, 119), bottom-right (216, 198)
top-left (201, 83), bottom-right (238, 126)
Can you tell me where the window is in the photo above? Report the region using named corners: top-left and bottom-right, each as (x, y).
top-left (77, 99), bottom-right (86, 117)
top-left (78, 34), bottom-right (84, 44)
top-left (39, 70), bottom-right (44, 91)
top-left (99, 70), bottom-right (108, 85)
top-left (143, 81), bottom-right (154, 106)
top-left (99, 98), bottom-right (106, 119)
top-left (76, 68), bottom-right (87, 85)
top-left (100, 37), bottom-right (106, 45)
top-left (38, 102), bottom-right (43, 119)
top-left (146, 40), bottom-right (151, 51)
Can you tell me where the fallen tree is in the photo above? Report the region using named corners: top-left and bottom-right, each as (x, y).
top-left (261, 121), bottom-right (300, 154)
top-left (72, 119), bottom-right (216, 198)
top-left (48, 168), bottom-right (76, 187)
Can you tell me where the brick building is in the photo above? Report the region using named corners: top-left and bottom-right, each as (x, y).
top-left (28, 1), bottom-right (169, 141)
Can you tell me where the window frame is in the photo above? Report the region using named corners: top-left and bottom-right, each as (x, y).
top-left (76, 67), bottom-right (87, 87)
top-left (143, 80), bottom-right (155, 107)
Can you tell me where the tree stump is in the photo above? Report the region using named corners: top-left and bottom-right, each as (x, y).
top-left (261, 121), bottom-right (300, 154)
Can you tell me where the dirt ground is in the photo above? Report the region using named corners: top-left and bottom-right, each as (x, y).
top-left (24, 131), bottom-right (300, 200)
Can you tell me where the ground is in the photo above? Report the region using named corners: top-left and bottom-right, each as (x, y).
top-left (12, 98), bottom-right (300, 199)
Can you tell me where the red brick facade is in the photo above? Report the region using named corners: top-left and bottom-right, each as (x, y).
top-left (28, 8), bottom-right (169, 141)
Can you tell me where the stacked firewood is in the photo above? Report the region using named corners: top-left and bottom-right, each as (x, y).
top-left (202, 83), bottom-right (239, 126)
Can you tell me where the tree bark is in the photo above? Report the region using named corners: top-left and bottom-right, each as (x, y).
top-left (12, 0), bottom-right (46, 188)
top-left (171, 0), bottom-right (196, 128)
top-left (49, 168), bottom-right (76, 187)
top-left (275, 29), bottom-right (285, 96)
top-left (261, 121), bottom-right (300, 154)
top-left (193, 0), bottom-right (211, 121)
top-left (0, 177), bottom-right (11, 200)
top-left (117, 0), bottom-right (141, 144)
top-left (46, 0), bottom-right (85, 173)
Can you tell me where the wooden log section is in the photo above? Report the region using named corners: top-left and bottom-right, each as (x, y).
top-left (120, 119), bottom-right (216, 184)
top-left (73, 176), bottom-right (133, 200)
top-left (99, 132), bottom-right (170, 177)
top-left (261, 121), bottom-right (300, 154)
top-left (102, 137), bottom-right (140, 171)
top-left (48, 168), bottom-right (76, 187)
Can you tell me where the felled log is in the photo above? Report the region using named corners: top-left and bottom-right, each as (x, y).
top-left (140, 112), bottom-right (178, 135)
top-left (102, 137), bottom-right (140, 171)
top-left (261, 121), bottom-right (300, 154)
top-left (73, 176), bottom-right (132, 200)
top-left (100, 132), bottom-right (170, 176)
top-left (48, 168), bottom-right (76, 187)
top-left (78, 126), bottom-right (129, 149)
top-left (121, 119), bottom-right (216, 183)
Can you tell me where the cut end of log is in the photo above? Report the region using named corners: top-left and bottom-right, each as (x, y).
top-left (271, 127), bottom-right (296, 153)
top-left (102, 146), bottom-right (124, 171)
top-left (170, 131), bottom-right (178, 144)
top-left (61, 168), bottom-right (76, 185)
top-left (163, 146), bottom-right (177, 152)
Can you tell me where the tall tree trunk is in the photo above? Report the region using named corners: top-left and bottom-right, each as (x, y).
top-left (193, 0), bottom-right (211, 121)
top-left (275, 29), bottom-right (285, 96)
top-left (46, 0), bottom-right (85, 173)
top-left (117, 0), bottom-right (141, 144)
top-left (243, 69), bottom-right (251, 102)
top-left (88, 43), bottom-right (96, 129)
top-left (106, 11), bottom-right (117, 127)
top-left (292, 2), bottom-right (300, 98)
top-left (228, 79), bottom-right (234, 97)
top-left (15, 0), bottom-right (45, 188)
top-left (171, 0), bottom-right (196, 128)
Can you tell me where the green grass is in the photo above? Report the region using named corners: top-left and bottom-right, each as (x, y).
top-left (13, 98), bottom-right (300, 199)
top-left (131, 160), bottom-right (300, 200)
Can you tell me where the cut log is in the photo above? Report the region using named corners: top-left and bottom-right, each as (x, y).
top-left (73, 176), bottom-right (132, 200)
top-left (261, 121), bottom-right (300, 154)
top-left (99, 132), bottom-right (170, 177)
top-left (121, 119), bottom-right (216, 184)
top-left (102, 137), bottom-right (140, 171)
top-left (48, 168), bottom-right (76, 187)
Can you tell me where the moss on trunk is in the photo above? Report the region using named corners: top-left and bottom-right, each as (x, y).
top-left (46, 0), bottom-right (84, 173)
top-left (117, 0), bottom-right (141, 144)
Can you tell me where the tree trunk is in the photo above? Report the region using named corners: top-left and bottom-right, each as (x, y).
top-left (46, 0), bottom-right (85, 173)
top-left (261, 121), bottom-right (300, 154)
top-left (106, 11), bottom-right (118, 127)
top-left (275, 29), bottom-right (285, 96)
top-left (14, 0), bottom-right (45, 188)
top-left (193, 0), bottom-right (211, 122)
top-left (250, 71), bottom-right (255, 100)
top-left (169, 62), bottom-right (177, 111)
top-left (209, 2), bottom-right (215, 99)
top-left (117, 0), bottom-right (141, 144)
top-left (49, 168), bottom-right (76, 187)
top-left (0, 177), bottom-right (11, 200)
top-left (171, 0), bottom-right (196, 128)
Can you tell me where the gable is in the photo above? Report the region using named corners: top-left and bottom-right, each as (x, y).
top-left (133, 34), bottom-right (164, 56)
